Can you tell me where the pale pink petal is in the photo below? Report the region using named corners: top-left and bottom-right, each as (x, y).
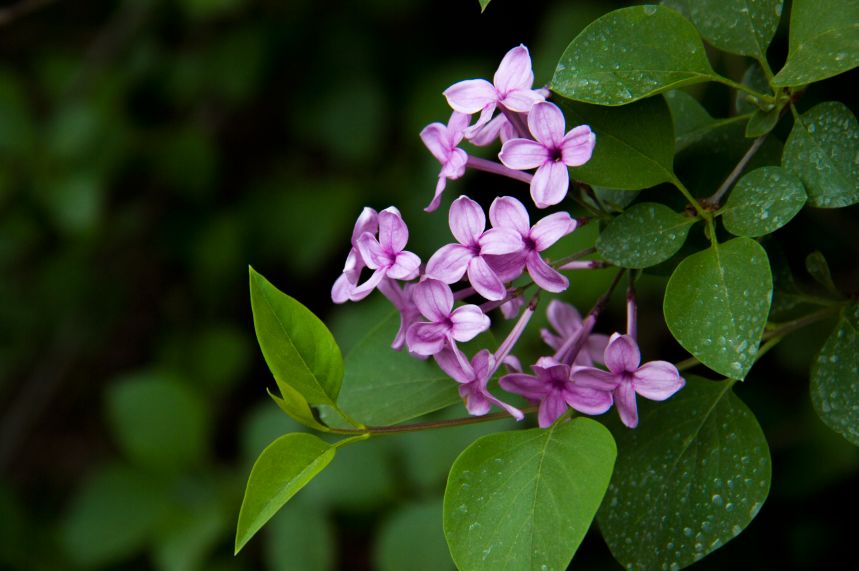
top-left (499, 138), bottom-right (550, 170)
top-left (484, 252), bottom-right (526, 282)
top-left (604, 334), bottom-right (641, 374)
top-left (420, 123), bottom-right (450, 163)
top-left (387, 251), bottom-right (421, 280)
top-left (503, 355), bottom-right (523, 372)
top-left (425, 244), bottom-right (473, 284)
top-left (351, 207), bottom-right (379, 245)
top-left (449, 195), bottom-right (486, 246)
top-left (441, 147), bottom-right (468, 179)
top-left (448, 111), bottom-right (471, 136)
top-left (484, 393), bottom-right (525, 420)
top-left (406, 322), bottom-right (450, 356)
top-left (530, 212), bottom-right (576, 251)
top-left (560, 125), bottom-right (596, 167)
top-left (564, 385), bottom-right (613, 415)
top-left (501, 88), bottom-right (545, 113)
top-left (547, 299), bottom-right (583, 339)
top-left (413, 278), bottom-right (454, 321)
top-left (434, 346), bottom-right (472, 383)
top-left (525, 251), bottom-right (569, 293)
top-left (478, 227), bottom-right (523, 255)
top-left (500, 373), bottom-right (548, 401)
top-left (614, 382), bottom-right (639, 428)
top-left (465, 103), bottom-right (498, 135)
top-left (489, 196), bottom-right (531, 236)
top-left (449, 304), bottom-right (490, 342)
top-left (530, 161), bottom-right (570, 208)
top-left (527, 102), bottom-right (565, 148)
top-left (587, 334), bottom-right (610, 365)
top-left (461, 384), bottom-right (492, 415)
top-left (444, 79), bottom-right (497, 114)
top-left (341, 248), bottom-right (361, 275)
top-left (467, 114), bottom-right (507, 146)
top-left (540, 328), bottom-right (563, 351)
top-left (356, 233), bottom-right (389, 269)
top-left (493, 45), bottom-right (534, 94)
top-left (378, 208), bottom-right (409, 253)
top-left (634, 362), bottom-right (685, 401)
top-left (425, 176), bottom-right (448, 213)
top-left (471, 349), bottom-right (494, 381)
top-left (571, 367), bottom-right (619, 391)
top-left (349, 268), bottom-right (385, 301)
top-left (500, 296), bottom-right (524, 319)
top-left (331, 272), bottom-right (354, 304)
top-left (538, 393), bottom-right (568, 428)
top-left (466, 256), bottom-right (506, 301)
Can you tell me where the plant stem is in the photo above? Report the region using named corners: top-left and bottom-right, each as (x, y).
top-left (327, 406), bottom-right (538, 436)
top-left (670, 176), bottom-right (708, 218)
top-left (553, 246), bottom-right (597, 268)
top-left (705, 134), bottom-right (767, 206)
top-left (466, 156), bottom-right (533, 184)
top-left (714, 75), bottom-right (775, 103)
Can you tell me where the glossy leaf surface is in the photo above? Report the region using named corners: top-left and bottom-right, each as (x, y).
top-left (597, 202), bottom-right (696, 268)
top-left (722, 166), bottom-right (806, 237)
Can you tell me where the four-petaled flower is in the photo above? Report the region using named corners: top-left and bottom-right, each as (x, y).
top-left (332, 207), bottom-right (378, 303)
top-left (499, 101), bottom-right (595, 208)
top-left (352, 207), bottom-right (421, 300)
top-left (435, 347), bottom-right (523, 420)
top-left (572, 333), bottom-right (685, 428)
top-left (541, 299), bottom-right (609, 366)
top-left (420, 111), bottom-right (470, 212)
top-left (425, 195), bottom-right (524, 301)
top-left (405, 278), bottom-right (490, 357)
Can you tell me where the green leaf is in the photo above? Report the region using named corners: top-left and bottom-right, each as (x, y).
top-left (249, 267), bottom-right (343, 405)
top-left (444, 418), bottom-right (616, 571)
top-left (668, 0), bottom-right (783, 59)
top-left (745, 107), bottom-right (781, 137)
top-left (558, 96), bottom-right (675, 190)
top-left (552, 5), bottom-right (716, 105)
top-left (376, 501), bottom-right (454, 571)
top-left (665, 90), bottom-right (717, 152)
top-left (664, 238), bottom-right (772, 379)
top-left (805, 251), bottom-right (840, 296)
top-left (772, 0), bottom-right (859, 86)
top-left (235, 433), bottom-right (336, 554)
top-left (735, 63), bottom-right (771, 115)
top-left (722, 166), bottom-right (806, 237)
top-left (810, 304), bottom-right (859, 446)
top-left (154, 501), bottom-right (227, 571)
top-left (106, 372), bottom-right (209, 474)
top-left (269, 386), bottom-right (331, 432)
top-left (332, 312), bottom-right (460, 426)
top-left (782, 101), bottom-right (859, 208)
top-left (597, 202), bottom-right (697, 268)
top-left (264, 500), bottom-right (334, 571)
top-left (478, 0), bottom-right (491, 12)
top-left (598, 376), bottom-right (772, 570)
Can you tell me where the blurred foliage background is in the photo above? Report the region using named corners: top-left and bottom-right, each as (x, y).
top-left (0, 0), bottom-right (856, 570)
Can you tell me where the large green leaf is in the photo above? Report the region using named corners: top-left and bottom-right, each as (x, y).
top-left (375, 501), bottom-right (454, 571)
top-left (596, 202), bottom-right (697, 268)
top-left (552, 5), bottom-right (716, 105)
top-left (665, 90), bottom-right (717, 152)
top-left (782, 101), bottom-right (859, 208)
top-left (664, 238), bottom-right (772, 379)
top-left (558, 96), bottom-right (676, 190)
top-left (598, 376), bottom-right (771, 570)
top-left (668, 0), bottom-right (782, 59)
top-left (444, 418), bottom-right (616, 571)
top-left (333, 312), bottom-right (460, 426)
top-left (810, 304), bottom-right (859, 446)
top-left (772, 0), bottom-right (859, 86)
top-left (722, 166), bottom-right (806, 237)
top-left (264, 500), bottom-right (334, 571)
top-left (235, 433), bottom-right (337, 554)
top-left (249, 267), bottom-right (343, 405)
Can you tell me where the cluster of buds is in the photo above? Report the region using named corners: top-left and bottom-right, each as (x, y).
top-left (331, 45), bottom-right (684, 428)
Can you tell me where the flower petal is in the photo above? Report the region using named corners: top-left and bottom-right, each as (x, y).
top-left (527, 102), bottom-right (566, 148)
top-left (634, 361), bottom-right (685, 401)
top-left (478, 227), bottom-right (523, 255)
top-left (420, 122), bottom-right (450, 163)
top-left (484, 252), bottom-right (526, 282)
top-left (547, 299), bottom-right (583, 339)
top-left (489, 196), bottom-right (531, 236)
top-left (466, 256), bottom-right (506, 301)
top-left (499, 138), bottom-right (549, 170)
top-left (530, 161), bottom-right (570, 208)
top-left (494, 45), bottom-right (534, 94)
top-left (604, 334), bottom-right (641, 374)
top-left (460, 383), bottom-right (492, 416)
top-left (530, 211), bottom-right (576, 251)
top-left (351, 207), bottom-right (379, 245)
top-left (425, 175), bottom-right (448, 213)
top-left (387, 251), bottom-right (421, 280)
top-left (405, 322), bottom-right (449, 356)
top-left (614, 381), bottom-right (639, 428)
top-left (331, 272), bottom-right (354, 304)
top-left (444, 79), bottom-right (497, 114)
top-left (561, 125), bottom-right (596, 167)
top-left (500, 373), bottom-right (547, 400)
top-left (441, 147), bottom-right (468, 179)
top-left (525, 251), bottom-right (569, 293)
top-left (434, 346), bottom-right (472, 383)
top-left (349, 268), bottom-right (385, 301)
top-left (378, 208), bottom-right (409, 253)
top-left (449, 304), bottom-right (490, 342)
top-left (538, 393), bottom-right (568, 428)
top-left (501, 88), bottom-right (545, 113)
top-left (448, 111), bottom-right (471, 136)
top-left (587, 334), bottom-right (610, 365)
top-left (466, 113), bottom-right (507, 147)
top-left (356, 233), bottom-right (389, 269)
top-left (425, 243), bottom-right (473, 284)
top-left (412, 278), bottom-right (454, 321)
top-left (449, 195), bottom-right (486, 246)
top-left (564, 385), bottom-right (613, 415)
top-left (571, 367), bottom-right (619, 391)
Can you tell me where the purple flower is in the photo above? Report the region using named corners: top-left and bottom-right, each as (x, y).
top-left (405, 278), bottom-right (490, 357)
top-left (425, 196), bottom-right (523, 301)
top-left (351, 207), bottom-right (421, 300)
top-left (466, 113), bottom-right (516, 146)
top-left (444, 44), bottom-right (545, 132)
top-left (435, 347), bottom-right (523, 420)
top-left (332, 207), bottom-right (379, 303)
top-left (485, 196), bottom-right (576, 293)
top-left (420, 111), bottom-right (470, 212)
top-left (500, 357), bottom-right (613, 428)
top-left (572, 333), bottom-right (685, 428)
top-left (499, 101), bottom-right (595, 208)
top-left (541, 300), bottom-right (609, 366)
top-left (377, 279), bottom-right (422, 352)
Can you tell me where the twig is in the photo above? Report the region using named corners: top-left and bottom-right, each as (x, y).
top-left (704, 134), bottom-right (767, 206)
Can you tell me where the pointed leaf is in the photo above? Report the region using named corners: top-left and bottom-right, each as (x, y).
top-left (235, 433), bottom-right (336, 554)
top-left (444, 418), bottom-right (616, 571)
top-left (772, 0), bottom-right (859, 86)
top-left (268, 386), bottom-right (331, 433)
top-left (664, 238), bottom-right (772, 379)
top-left (558, 96), bottom-right (675, 190)
top-left (665, 90), bottom-right (718, 152)
top-left (552, 5), bottom-right (716, 105)
top-left (668, 0), bottom-right (783, 59)
top-left (735, 63), bottom-right (772, 115)
top-left (249, 267), bottom-right (343, 405)
top-left (597, 202), bottom-right (697, 268)
top-left (722, 166), bottom-right (806, 237)
top-left (804, 251), bottom-right (840, 296)
top-left (810, 304), bottom-right (859, 446)
top-left (745, 107), bottom-right (781, 137)
top-left (598, 376), bottom-right (772, 570)
top-left (782, 101), bottom-right (859, 208)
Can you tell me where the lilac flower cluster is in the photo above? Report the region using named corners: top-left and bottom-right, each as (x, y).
top-left (331, 45), bottom-right (684, 429)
